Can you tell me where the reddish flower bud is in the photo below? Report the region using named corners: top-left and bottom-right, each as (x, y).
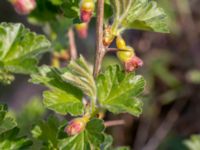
top-left (64, 117), bottom-right (89, 136)
top-left (124, 56), bottom-right (143, 72)
top-left (11, 0), bottom-right (36, 15)
top-left (75, 23), bottom-right (88, 39)
top-left (80, 0), bottom-right (95, 22)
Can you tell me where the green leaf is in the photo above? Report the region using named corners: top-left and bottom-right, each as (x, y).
top-left (30, 66), bottom-right (84, 116)
top-left (60, 118), bottom-right (105, 150)
top-left (184, 134), bottom-right (200, 150)
top-left (100, 134), bottom-right (113, 150)
top-left (0, 104), bottom-right (17, 135)
top-left (31, 115), bottom-right (64, 149)
top-left (110, 0), bottom-right (169, 33)
top-left (50, 0), bottom-right (63, 5)
top-left (15, 97), bottom-right (46, 135)
top-left (97, 65), bottom-right (145, 116)
top-left (32, 116), bottom-right (105, 150)
top-left (0, 23), bottom-right (50, 84)
top-left (0, 127), bottom-right (32, 150)
top-left (0, 104), bottom-right (32, 150)
top-left (62, 56), bottom-right (96, 99)
top-left (29, 0), bottom-right (60, 23)
top-left (61, 0), bottom-right (80, 18)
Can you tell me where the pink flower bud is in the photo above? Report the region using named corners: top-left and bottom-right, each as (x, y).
top-left (80, 0), bottom-right (95, 23)
top-left (11, 0), bottom-right (36, 15)
top-left (80, 10), bottom-right (93, 23)
top-left (75, 23), bottom-right (88, 39)
top-left (124, 56), bottom-right (143, 72)
top-left (64, 117), bottom-right (88, 136)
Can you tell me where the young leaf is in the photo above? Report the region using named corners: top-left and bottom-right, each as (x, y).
top-left (62, 56), bottom-right (96, 99)
top-left (60, 118), bottom-right (105, 150)
top-left (0, 104), bottom-right (17, 135)
top-left (0, 127), bottom-right (32, 150)
top-left (110, 0), bottom-right (169, 33)
top-left (30, 66), bottom-right (84, 116)
top-left (0, 23), bottom-right (50, 84)
top-left (97, 65), bottom-right (145, 117)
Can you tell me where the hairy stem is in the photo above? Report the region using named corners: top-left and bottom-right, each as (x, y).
top-left (93, 0), bottom-right (105, 77)
top-left (68, 28), bottom-right (77, 60)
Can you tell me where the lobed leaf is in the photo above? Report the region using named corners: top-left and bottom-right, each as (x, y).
top-left (97, 65), bottom-right (145, 116)
top-left (0, 104), bottom-right (32, 149)
top-left (110, 0), bottom-right (169, 33)
top-left (31, 66), bottom-right (84, 116)
top-left (0, 23), bottom-right (50, 84)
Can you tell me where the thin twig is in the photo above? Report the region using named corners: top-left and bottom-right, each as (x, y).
top-left (93, 0), bottom-right (105, 77)
top-left (68, 28), bottom-right (77, 60)
top-left (105, 120), bottom-right (125, 127)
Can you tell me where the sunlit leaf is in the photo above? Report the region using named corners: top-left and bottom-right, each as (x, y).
top-left (97, 65), bottom-right (145, 116)
top-left (0, 23), bottom-right (50, 84)
top-left (31, 66), bottom-right (84, 116)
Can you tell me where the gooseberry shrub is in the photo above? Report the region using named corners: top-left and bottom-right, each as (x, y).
top-left (0, 0), bottom-right (169, 149)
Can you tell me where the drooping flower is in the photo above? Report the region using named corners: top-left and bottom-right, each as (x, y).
top-left (80, 0), bottom-right (95, 23)
top-left (124, 55), bottom-right (143, 72)
top-left (75, 23), bottom-right (88, 39)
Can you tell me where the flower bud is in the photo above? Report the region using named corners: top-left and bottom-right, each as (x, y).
top-left (80, 0), bottom-right (95, 22)
top-left (60, 50), bottom-right (70, 61)
top-left (116, 36), bottom-right (126, 49)
top-left (124, 56), bottom-right (143, 72)
top-left (65, 117), bottom-right (89, 136)
top-left (75, 23), bottom-right (88, 39)
top-left (11, 0), bottom-right (36, 15)
top-left (103, 26), bottom-right (115, 46)
top-left (117, 46), bottom-right (135, 62)
top-left (51, 56), bottom-right (60, 68)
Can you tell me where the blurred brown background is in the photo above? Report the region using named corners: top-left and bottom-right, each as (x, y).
top-left (0, 0), bottom-right (200, 150)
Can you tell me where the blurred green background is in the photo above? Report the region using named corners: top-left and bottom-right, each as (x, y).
top-left (0, 0), bottom-right (200, 150)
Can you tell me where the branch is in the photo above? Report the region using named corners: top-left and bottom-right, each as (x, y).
top-left (105, 120), bottom-right (125, 127)
top-left (68, 28), bottom-right (77, 60)
top-left (93, 0), bottom-right (105, 77)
